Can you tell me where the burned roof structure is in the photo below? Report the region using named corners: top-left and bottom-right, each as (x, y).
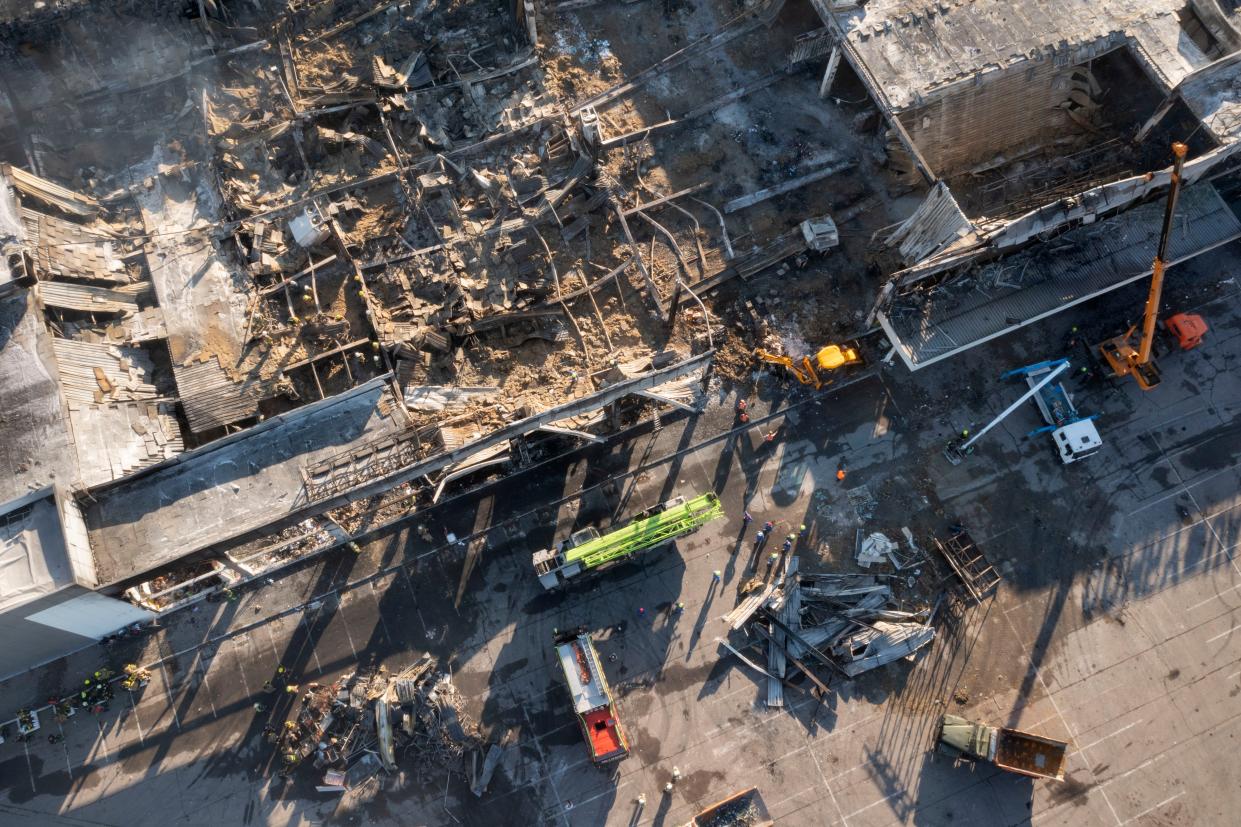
top-left (810, 0), bottom-right (1241, 367)
top-left (7, 0), bottom-right (834, 599)
top-left (2, 0), bottom-right (1231, 666)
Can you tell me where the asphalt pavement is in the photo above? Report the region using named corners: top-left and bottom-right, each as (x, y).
top-left (2, 252), bottom-right (1240, 825)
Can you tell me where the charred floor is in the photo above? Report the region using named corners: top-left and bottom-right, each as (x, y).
top-left (2, 1), bottom-right (1241, 826)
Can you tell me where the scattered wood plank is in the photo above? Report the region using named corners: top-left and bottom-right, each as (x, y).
top-left (716, 638), bottom-right (776, 681)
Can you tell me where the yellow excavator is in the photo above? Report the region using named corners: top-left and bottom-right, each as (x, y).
top-left (1098, 141), bottom-right (1207, 390)
top-left (756, 342), bottom-right (863, 389)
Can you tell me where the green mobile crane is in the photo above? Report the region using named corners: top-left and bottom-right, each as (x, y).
top-left (533, 492), bottom-right (723, 590)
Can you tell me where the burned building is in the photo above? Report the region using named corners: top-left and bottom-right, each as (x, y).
top-left (3, 0), bottom-right (911, 621)
top-left (2, 0), bottom-right (1233, 661)
top-left (810, 0), bottom-right (1241, 368)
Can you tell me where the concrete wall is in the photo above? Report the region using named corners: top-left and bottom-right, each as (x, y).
top-left (56, 486), bottom-right (97, 588)
top-left (898, 56), bottom-right (1075, 178)
top-left (0, 584), bottom-right (151, 682)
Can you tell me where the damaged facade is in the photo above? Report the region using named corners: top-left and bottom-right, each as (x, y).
top-left (808, 0), bottom-right (1241, 368)
top-left (0, 0), bottom-right (1236, 730)
top-left (0, 1), bottom-right (1239, 823)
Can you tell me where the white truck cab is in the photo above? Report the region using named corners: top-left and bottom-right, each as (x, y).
top-left (1052, 419), bottom-right (1102, 464)
top-left (533, 527), bottom-right (600, 591)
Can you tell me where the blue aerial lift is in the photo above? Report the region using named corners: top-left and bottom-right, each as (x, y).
top-left (1001, 359), bottom-right (1102, 464)
top-left (945, 358), bottom-right (1101, 465)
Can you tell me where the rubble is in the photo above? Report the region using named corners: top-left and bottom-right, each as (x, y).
top-left (0, 0), bottom-right (1238, 820)
top-left (933, 530), bottom-right (1002, 604)
top-left (683, 786), bottom-right (773, 827)
top-left (855, 532), bottom-right (897, 568)
top-left (2, 0), bottom-right (941, 619)
top-left (276, 655), bottom-right (490, 790)
top-left (831, 622), bottom-right (937, 678)
top-left (720, 554), bottom-right (937, 708)
top-left (854, 528), bottom-right (926, 570)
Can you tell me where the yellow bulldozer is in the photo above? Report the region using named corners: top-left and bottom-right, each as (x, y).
top-left (755, 342), bottom-right (863, 389)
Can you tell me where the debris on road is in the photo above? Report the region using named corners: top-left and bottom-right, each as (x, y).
top-left (3, 0), bottom-right (1238, 820)
top-left (932, 530), bottom-right (1001, 604)
top-left (856, 532), bottom-right (897, 568)
top-left (277, 655), bottom-right (491, 791)
top-left (470, 743), bottom-right (506, 798)
top-left (682, 785), bottom-right (773, 827)
top-left (831, 621), bottom-right (937, 677)
top-left (721, 563), bottom-right (936, 706)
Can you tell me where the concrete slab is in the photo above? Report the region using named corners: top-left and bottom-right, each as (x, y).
top-left (83, 378), bottom-right (403, 585)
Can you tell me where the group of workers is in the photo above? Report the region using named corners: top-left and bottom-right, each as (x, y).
top-left (746, 513), bottom-right (810, 569)
top-left (76, 667), bottom-right (117, 713)
top-left (10, 662), bottom-right (155, 745)
top-left (252, 665), bottom-right (323, 776)
top-left (71, 662), bottom-right (153, 713)
top-left (735, 399), bottom-right (780, 443)
top-left (121, 663), bottom-right (151, 692)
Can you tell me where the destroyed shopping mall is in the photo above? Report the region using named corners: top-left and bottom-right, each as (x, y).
top-left (2, 0), bottom-right (1241, 825)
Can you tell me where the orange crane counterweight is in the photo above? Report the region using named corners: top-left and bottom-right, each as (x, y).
top-left (1165, 312), bottom-right (1208, 350)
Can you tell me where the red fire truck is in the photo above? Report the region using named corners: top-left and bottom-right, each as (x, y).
top-left (553, 631), bottom-right (629, 765)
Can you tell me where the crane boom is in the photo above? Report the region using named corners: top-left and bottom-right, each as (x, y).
top-left (1137, 141), bottom-right (1188, 365)
top-left (532, 493), bottom-right (723, 589)
top-left (1098, 141), bottom-right (1189, 390)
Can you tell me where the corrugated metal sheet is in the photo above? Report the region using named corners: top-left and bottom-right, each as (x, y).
top-left (886, 181), bottom-right (974, 264)
top-left (882, 183), bottom-right (1241, 369)
top-left (789, 28), bottom-right (832, 65)
top-left (22, 207), bottom-right (125, 283)
top-left (36, 280), bottom-right (144, 314)
top-left (172, 358), bottom-right (272, 433)
top-left (2, 164), bottom-right (100, 218)
top-left (1176, 50), bottom-right (1241, 144)
top-left (67, 400), bottom-right (184, 486)
top-left (50, 337), bottom-right (159, 403)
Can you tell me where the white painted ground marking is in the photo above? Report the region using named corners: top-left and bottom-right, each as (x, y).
top-left (1120, 791), bottom-right (1185, 825)
top-left (1124, 465), bottom-right (1234, 516)
top-left (843, 786), bottom-right (905, 821)
top-left (1002, 605), bottom-right (1123, 825)
top-left (805, 739), bottom-right (848, 825)
top-left (1187, 583), bottom-right (1241, 612)
top-left (128, 692), bottom-right (145, 745)
top-left (198, 661), bottom-right (220, 719)
top-left (1003, 593), bottom-right (1050, 614)
top-left (22, 741), bottom-right (36, 793)
top-left (1206, 624), bottom-right (1237, 644)
top-left (58, 723), bottom-right (73, 779)
top-left (1077, 720), bottom-right (1140, 754)
top-left (337, 598), bottom-right (360, 658)
top-left (1148, 431), bottom-right (1239, 578)
top-left (1100, 752), bottom-right (1168, 788)
top-left (157, 661), bottom-right (183, 732)
top-left (569, 780), bottom-right (628, 810)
